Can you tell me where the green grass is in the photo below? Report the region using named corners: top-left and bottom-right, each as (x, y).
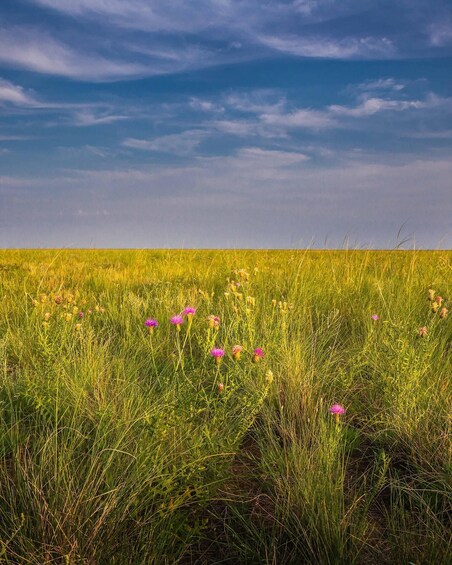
top-left (0, 249), bottom-right (450, 564)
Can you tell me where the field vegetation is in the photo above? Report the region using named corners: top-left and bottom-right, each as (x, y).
top-left (0, 249), bottom-right (450, 564)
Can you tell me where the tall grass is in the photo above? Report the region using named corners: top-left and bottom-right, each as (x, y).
top-left (0, 249), bottom-right (450, 564)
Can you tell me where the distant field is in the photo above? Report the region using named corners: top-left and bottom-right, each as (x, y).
top-left (0, 249), bottom-right (450, 564)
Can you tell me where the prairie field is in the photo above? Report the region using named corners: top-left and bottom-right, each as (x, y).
top-left (0, 249), bottom-right (450, 565)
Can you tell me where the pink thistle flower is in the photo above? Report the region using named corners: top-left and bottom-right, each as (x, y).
top-left (145, 319), bottom-right (159, 333)
top-left (418, 326), bottom-right (428, 337)
top-left (207, 315), bottom-right (220, 329)
top-left (218, 382), bottom-right (224, 393)
top-left (371, 314), bottom-right (379, 321)
top-left (252, 347), bottom-right (264, 363)
top-left (170, 315), bottom-right (184, 331)
top-left (329, 403), bottom-right (346, 424)
top-left (79, 312), bottom-right (84, 319)
top-left (183, 307), bottom-right (196, 316)
top-left (232, 345), bottom-right (243, 360)
top-left (210, 348), bottom-right (225, 365)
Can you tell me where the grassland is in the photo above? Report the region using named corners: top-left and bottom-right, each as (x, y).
top-left (0, 249), bottom-right (450, 564)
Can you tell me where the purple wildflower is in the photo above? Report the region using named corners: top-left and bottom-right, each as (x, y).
top-left (211, 348), bottom-right (225, 365)
top-left (329, 403), bottom-right (346, 423)
top-left (170, 315), bottom-right (184, 331)
top-left (252, 348), bottom-right (264, 363)
top-left (145, 318), bottom-right (158, 334)
top-left (371, 314), bottom-right (379, 321)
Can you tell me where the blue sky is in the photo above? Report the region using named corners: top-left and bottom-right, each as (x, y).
top-left (0, 0), bottom-right (451, 248)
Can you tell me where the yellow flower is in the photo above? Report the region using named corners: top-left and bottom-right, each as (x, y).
top-left (75, 323), bottom-right (82, 331)
top-left (272, 299), bottom-right (277, 308)
top-left (265, 370), bottom-right (274, 384)
top-left (65, 313), bottom-right (72, 322)
top-left (427, 289), bottom-right (436, 302)
top-left (44, 312), bottom-right (51, 321)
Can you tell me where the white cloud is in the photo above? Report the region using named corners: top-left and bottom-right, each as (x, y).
top-left (354, 78), bottom-right (406, 92)
top-left (122, 130), bottom-right (208, 154)
top-left (73, 110), bottom-right (129, 126)
top-left (0, 79), bottom-right (40, 106)
top-left (429, 22), bottom-right (452, 46)
top-left (0, 27), bottom-right (147, 81)
top-left (261, 108), bottom-right (337, 129)
top-left (329, 97), bottom-right (426, 117)
top-left (255, 34), bottom-right (394, 59)
top-left (189, 98), bottom-right (224, 113)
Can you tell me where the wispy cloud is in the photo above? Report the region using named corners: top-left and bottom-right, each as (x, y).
top-left (6, 0), bottom-right (450, 84)
top-left (328, 97), bottom-right (427, 117)
top-left (0, 78), bottom-right (39, 106)
top-left (255, 35), bottom-right (394, 59)
top-left (123, 130), bottom-right (208, 155)
top-left (261, 108), bottom-right (337, 129)
top-left (73, 110), bottom-right (129, 126)
top-left (0, 27), bottom-right (147, 80)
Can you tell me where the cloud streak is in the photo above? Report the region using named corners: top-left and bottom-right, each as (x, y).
top-left (0, 1), bottom-right (448, 82)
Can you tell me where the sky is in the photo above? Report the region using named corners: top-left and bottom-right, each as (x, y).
top-left (0, 0), bottom-right (451, 249)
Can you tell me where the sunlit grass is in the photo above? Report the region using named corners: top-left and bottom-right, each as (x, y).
top-left (0, 249), bottom-right (450, 564)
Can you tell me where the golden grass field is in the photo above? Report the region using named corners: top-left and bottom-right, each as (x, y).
top-left (0, 249), bottom-right (450, 564)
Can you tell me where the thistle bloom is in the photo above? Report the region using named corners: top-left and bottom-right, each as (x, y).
top-left (253, 348), bottom-right (264, 363)
top-left (218, 382), bottom-right (224, 393)
top-left (207, 315), bottom-right (220, 329)
top-left (211, 348), bottom-right (225, 365)
top-left (79, 312), bottom-right (84, 319)
top-left (439, 307), bottom-right (448, 319)
top-left (371, 314), bottom-right (379, 321)
top-left (329, 403), bottom-right (346, 424)
top-left (418, 326), bottom-right (428, 337)
top-left (183, 307), bottom-right (196, 316)
top-left (170, 315), bottom-right (184, 331)
top-left (145, 319), bottom-right (159, 333)
top-left (232, 345), bottom-right (243, 360)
